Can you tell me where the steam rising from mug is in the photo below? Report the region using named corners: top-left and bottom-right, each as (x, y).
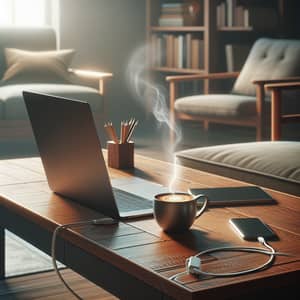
top-left (126, 43), bottom-right (182, 191)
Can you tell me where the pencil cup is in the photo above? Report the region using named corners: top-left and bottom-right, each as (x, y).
top-left (107, 141), bottom-right (134, 169)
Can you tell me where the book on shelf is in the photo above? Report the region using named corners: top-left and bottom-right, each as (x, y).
top-left (225, 43), bottom-right (251, 72)
top-left (191, 38), bottom-right (204, 69)
top-left (216, 2), bottom-right (226, 27)
top-left (161, 3), bottom-right (184, 10)
top-left (185, 33), bottom-right (192, 69)
top-left (173, 35), bottom-right (185, 69)
top-left (159, 17), bottom-right (184, 27)
top-left (156, 36), bottom-right (163, 67)
top-left (243, 7), bottom-right (249, 27)
top-left (166, 34), bottom-right (174, 67)
top-left (235, 5), bottom-right (244, 27)
top-left (226, 0), bottom-right (234, 27)
top-left (177, 35), bottom-right (184, 69)
top-left (173, 36), bottom-right (179, 68)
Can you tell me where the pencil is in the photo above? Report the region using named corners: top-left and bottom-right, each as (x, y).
top-left (126, 119), bottom-right (138, 142)
top-left (110, 122), bottom-right (119, 143)
top-left (104, 122), bottom-right (119, 143)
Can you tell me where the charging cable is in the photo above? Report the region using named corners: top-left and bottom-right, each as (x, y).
top-left (51, 217), bottom-right (118, 300)
top-left (169, 236), bottom-right (289, 284)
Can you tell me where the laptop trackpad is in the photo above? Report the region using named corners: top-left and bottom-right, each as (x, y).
top-left (111, 177), bottom-right (168, 200)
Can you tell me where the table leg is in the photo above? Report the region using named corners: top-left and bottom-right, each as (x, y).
top-left (0, 226), bottom-right (4, 279)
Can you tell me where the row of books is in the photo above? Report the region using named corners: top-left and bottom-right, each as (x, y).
top-left (217, 0), bottom-right (279, 29)
top-left (217, 0), bottom-right (250, 27)
top-left (150, 33), bottom-right (204, 70)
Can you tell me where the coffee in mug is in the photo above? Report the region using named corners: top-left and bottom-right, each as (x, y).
top-left (154, 192), bottom-right (208, 232)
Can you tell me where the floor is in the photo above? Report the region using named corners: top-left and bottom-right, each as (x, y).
top-left (0, 269), bottom-right (117, 300)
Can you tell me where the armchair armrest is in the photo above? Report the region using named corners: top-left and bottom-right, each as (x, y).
top-left (166, 72), bottom-right (239, 83)
top-left (265, 81), bottom-right (300, 90)
top-left (252, 77), bottom-right (300, 86)
top-left (68, 68), bottom-right (113, 95)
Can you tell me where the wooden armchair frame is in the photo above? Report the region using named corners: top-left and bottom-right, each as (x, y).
top-left (166, 72), bottom-right (300, 142)
top-left (265, 81), bottom-right (300, 141)
top-left (68, 69), bottom-right (113, 96)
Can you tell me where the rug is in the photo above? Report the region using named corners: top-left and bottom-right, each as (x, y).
top-left (5, 230), bottom-right (63, 277)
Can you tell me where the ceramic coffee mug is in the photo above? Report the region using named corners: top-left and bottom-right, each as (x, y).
top-left (153, 192), bottom-right (208, 232)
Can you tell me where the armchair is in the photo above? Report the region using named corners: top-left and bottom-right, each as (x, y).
top-left (167, 38), bottom-right (300, 142)
top-left (0, 27), bottom-right (113, 140)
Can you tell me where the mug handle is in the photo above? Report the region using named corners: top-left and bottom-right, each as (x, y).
top-left (194, 194), bottom-right (209, 218)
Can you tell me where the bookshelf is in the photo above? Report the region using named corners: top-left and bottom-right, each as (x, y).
top-left (146, 0), bottom-right (288, 93)
top-left (146, 0), bottom-right (217, 92)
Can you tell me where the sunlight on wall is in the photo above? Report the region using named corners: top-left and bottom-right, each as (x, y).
top-left (0, 0), bottom-right (47, 27)
top-left (14, 0), bottom-right (46, 26)
top-left (0, 0), bottom-right (12, 25)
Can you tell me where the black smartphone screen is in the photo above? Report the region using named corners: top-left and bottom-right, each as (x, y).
top-left (229, 218), bottom-right (278, 241)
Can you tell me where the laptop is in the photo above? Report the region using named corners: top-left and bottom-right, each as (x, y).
top-left (23, 91), bottom-right (167, 219)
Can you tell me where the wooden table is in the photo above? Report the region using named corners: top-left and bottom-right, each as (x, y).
top-left (0, 154), bottom-right (299, 299)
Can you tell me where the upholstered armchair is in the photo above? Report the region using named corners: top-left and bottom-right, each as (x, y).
top-left (0, 27), bottom-right (112, 140)
top-left (166, 38), bottom-right (300, 142)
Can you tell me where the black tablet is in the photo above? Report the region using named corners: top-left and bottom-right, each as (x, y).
top-left (189, 186), bottom-right (275, 206)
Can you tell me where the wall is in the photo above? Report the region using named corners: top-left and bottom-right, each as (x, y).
top-left (59, 0), bottom-right (147, 125)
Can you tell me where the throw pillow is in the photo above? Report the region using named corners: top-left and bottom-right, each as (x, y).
top-left (1, 48), bottom-right (75, 84)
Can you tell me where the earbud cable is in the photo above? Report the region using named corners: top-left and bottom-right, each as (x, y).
top-left (170, 236), bottom-right (290, 284)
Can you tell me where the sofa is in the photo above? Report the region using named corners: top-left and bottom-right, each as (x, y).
top-left (0, 27), bottom-right (112, 140)
top-left (176, 141), bottom-right (300, 196)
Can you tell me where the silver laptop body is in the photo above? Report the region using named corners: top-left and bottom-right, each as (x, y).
top-left (23, 91), bottom-right (154, 219)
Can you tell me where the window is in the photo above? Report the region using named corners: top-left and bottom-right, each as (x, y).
top-left (0, 0), bottom-right (49, 27)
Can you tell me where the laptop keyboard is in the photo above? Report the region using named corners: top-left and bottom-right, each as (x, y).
top-left (113, 187), bottom-right (153, 212)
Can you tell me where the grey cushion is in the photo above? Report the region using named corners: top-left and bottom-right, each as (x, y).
top-left (0, 27), bottom-right (56, 79)
top-left (0, 84), bottom-right (103, 120)
top-left (233, 38), bottom-right (300, 96)
top-left (175, 94), bottom-right (263, 118)
top-left (1, 48), bottom-right (75, 84)
top-left (176, 141), bottom-right (300, 196)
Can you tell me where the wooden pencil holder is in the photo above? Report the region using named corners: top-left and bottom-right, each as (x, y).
top-left (107, 141), bottom-right (134, 169)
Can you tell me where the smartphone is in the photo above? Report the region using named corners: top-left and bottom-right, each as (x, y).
top-left (229, 217), bottom-right (278, 241)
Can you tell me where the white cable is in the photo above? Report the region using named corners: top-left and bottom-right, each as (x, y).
top-left (170, 236), bottom-right (289, 284)
top-left (53, 222), bottom-right (288, 295)
top-left (51, 218), bottom-right (118, 300)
